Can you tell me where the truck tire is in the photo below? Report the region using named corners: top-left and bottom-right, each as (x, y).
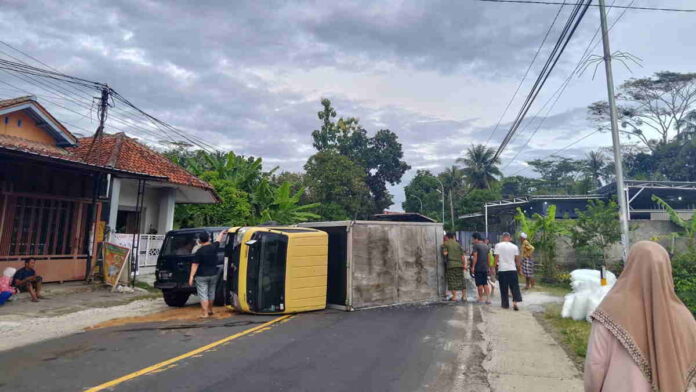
top-left (162, 290), bottom-right (190, 307)
top-left (214, 274), bottom-right (225, 306)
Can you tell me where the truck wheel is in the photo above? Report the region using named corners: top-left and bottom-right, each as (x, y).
top-left (162, 290), bottom-right (190, 307)
top-left (214, 275), bottom-right (225, 306)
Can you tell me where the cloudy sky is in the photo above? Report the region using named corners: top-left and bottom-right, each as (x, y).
top-left (1, 0), bottom-right (695, 209)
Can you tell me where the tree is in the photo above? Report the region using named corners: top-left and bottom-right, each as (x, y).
top-left (311, 98), bottom-right (338, 151)
top-left (584, 151), bottom-right (608, 189)
top-left (652, 195), bottom-right (696, 249)
top-left (500, 176), bottom-right (541, 197)
top-left (256, 182), bottom-right (320, 224)
top-left (304, 151), bottom-right (373, 220)
top-left (568, 200), bottom-right (621, 265)
top-left (527, 155), bottom-right (586, 194)
top-left (456, 144), bottom-right (501, 190)
top-left (310, 99), bottom-right (410, 214)
top-left (653, 138), bottom-right (696, 181)
top-left (456, 187), bottom-right (502, 231)
top-left (165, 149), bottom-right (319, 227)
top-left (515, 205), bottom-right (564, 282)
top-left (403, 170), bottom-right (446, 222)
top-left (589, 72), bottom-right (696, 150)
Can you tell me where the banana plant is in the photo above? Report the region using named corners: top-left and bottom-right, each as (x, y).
top-left (652, 195), bottom-right (696, 249)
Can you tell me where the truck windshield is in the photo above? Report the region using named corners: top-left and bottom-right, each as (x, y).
top-left (246, 232), bottom-right (288, 312)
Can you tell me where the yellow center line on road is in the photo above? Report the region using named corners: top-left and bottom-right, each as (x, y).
top-left (84, 314), bottom-right (293, 392)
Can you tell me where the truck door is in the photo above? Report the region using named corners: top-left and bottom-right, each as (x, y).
top-left (246, 232), bottom-right (288, 313)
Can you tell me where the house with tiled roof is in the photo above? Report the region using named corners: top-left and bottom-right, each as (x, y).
top-left (0, 96), bottom-right (218, 282)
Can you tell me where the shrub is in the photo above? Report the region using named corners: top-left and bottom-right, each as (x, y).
top-left (672, 251), bottom-right (696, 316)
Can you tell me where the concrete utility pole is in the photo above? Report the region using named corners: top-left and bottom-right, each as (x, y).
top-left (449, 189), bottom-right (455, 231)
top-left (434, 177), bottom-right (446, 230)
top-left (599, 0), bottom-right (630, 261)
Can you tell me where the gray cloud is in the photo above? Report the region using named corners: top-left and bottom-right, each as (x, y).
top-left (0, 0), bottom-right (693, 211)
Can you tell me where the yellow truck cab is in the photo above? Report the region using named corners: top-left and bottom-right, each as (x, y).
top-left (224, 226), bottom-right (328, 314)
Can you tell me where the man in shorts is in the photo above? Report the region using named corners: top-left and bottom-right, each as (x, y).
top-left (470, 232), bottom-right (491, 304)
top-left (12, 258), bottom-right (44, 302)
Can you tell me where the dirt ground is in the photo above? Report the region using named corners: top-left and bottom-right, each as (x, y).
top-left (88, 304), bottom-right (236, 329)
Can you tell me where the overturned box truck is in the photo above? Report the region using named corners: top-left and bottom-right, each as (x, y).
top-left (224, 220), bottom-right (444, 314)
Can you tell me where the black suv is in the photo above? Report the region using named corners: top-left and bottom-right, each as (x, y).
top-left (154, 227), bottom-right (227, 307)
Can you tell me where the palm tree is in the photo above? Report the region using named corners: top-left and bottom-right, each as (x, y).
top-left (456, 144), bottom-right (502, 190)
top-left (584, 151), bottom-right (606, 189)
top-left (439, 165), bottom-right (465, 193)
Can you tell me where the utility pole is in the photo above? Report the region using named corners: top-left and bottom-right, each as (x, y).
top-left (85, 85), bottom-right (111, 162)
top-left (434, 177), bottom-right (446, 230)
top-left (449, 189), bottom-right (455, 232)
top-left (599, 0), bottom-right (630, 261)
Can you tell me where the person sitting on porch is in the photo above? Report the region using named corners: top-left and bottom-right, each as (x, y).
top-left (0, 267), bottom-right (18, 305)
top-left (12, 258), bottom-right (44, 302)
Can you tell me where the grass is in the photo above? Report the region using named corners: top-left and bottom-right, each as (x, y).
top-left (542, 303), bottom-right (592, 362)
top-left (133, 280), bottom-right (160, 293)
top-left (532, 281), bottom-right (572, 297)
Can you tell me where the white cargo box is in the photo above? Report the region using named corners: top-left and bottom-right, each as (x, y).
top-left (298, 220), bottom-right (445, 310)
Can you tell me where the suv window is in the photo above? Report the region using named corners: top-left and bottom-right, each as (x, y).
top-left (161, 233), bottom-right (199, 256)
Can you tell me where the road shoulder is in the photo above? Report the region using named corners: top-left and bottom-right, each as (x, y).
top-left (480, 293), bottom-right (584, 392)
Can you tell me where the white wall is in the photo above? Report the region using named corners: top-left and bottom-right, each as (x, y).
top-left (117, 179), bottom-right (162, 234)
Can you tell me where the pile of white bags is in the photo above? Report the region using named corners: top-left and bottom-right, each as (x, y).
top-left (561, 269), bottom-right (617, 322)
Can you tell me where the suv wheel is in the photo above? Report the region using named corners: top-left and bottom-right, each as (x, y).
top-left (162, 289), bottom-right (190, 307)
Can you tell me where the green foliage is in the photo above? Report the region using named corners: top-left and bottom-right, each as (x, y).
top-left (515, 205), bottom-right (564, 282)
top-left (304, 151), bottom-right (373, 220)
top-left (568, 199), bottom-right (621, 264)
top-left (310, 99), bottom-right (410, 214)
top-left (255, 182), bottom-right (320, 224)
top-left (544, 303), bottom-right (592, 360)
top-left (403, 170), bottom-right (446, 222)
top-left (456, 188), bottom-right (502, 231)
top-left (165, 149), bottom-right (319, 228)
top-left (589, 72), bottom-right (696, 149)
top-left (456, 144), bottom-right (501, 190)
top-left (671, 251), bottom-right (696, 315)
top-left (651, 195), bottom-right (696, 248)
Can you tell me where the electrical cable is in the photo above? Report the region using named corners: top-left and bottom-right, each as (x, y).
top-left (479, 0), bottom-right (696, 12)
top-left (484, 0), bottom-right (568, 145)
top-left (494, 0), bottom-right (592, 161)
top-left (501, 0), bottom-right (634, 170)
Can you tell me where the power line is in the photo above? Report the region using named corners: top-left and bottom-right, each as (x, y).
top-left (484, 0), bottom-right (567, 145)
top-left (501, 0), bottom-right (633, 170)
top-left (0, 54), bottom-right (217, 151)
top-left (494, 0), bottom-right (592, 161)
top-left (508, 129), bottom-right (601, 176)
top-left (479, 0), bottom-right (696, 12)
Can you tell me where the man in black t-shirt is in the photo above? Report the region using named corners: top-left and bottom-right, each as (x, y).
top-left (470, 232), bottom-right (491, 304)
top-left (188, 231), bottom-right (226, 318)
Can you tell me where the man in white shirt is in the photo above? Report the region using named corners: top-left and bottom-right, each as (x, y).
top-left (494, 232), bottom-right (523, 310)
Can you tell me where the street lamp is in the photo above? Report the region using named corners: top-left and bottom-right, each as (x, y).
top-left (434, 177), bottom-right (446, 229)
top-left (410, 195), bottom-right (423, 212)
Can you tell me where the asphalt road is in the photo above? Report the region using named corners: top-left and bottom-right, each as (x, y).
top-left (0, 302), bottom-right (488, 392)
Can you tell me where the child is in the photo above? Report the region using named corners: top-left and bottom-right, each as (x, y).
top-left (0, 267), bottom-right (18, 305)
